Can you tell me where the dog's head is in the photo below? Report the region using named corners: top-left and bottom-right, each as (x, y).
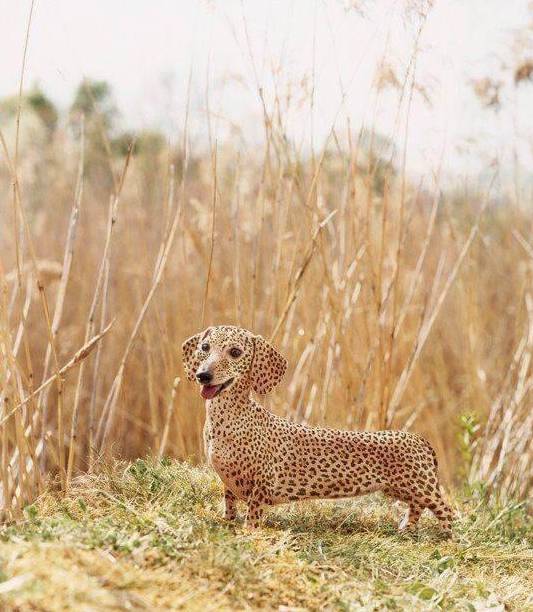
top-left (182, 325), bottom-right (287, 399)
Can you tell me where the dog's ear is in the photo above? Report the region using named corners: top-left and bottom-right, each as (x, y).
top-left (250, 335), bottom-right (287, 395)
top-left (182, 328), bottom-right (211, 381)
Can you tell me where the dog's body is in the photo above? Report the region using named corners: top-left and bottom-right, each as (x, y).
top-left (183, 325), bottom-right (453, 534)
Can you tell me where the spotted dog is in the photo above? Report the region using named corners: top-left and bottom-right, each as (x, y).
top-left (182, 325), bottom-right (454, 534)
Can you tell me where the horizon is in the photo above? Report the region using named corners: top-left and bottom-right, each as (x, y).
top-left (2, 0), bottom-right (533, 189)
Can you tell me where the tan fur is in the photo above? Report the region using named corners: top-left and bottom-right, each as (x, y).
top-left (182, 325), bottom-right (454, 534)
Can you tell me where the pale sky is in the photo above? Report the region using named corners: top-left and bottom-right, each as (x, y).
top-left (2, 0), bottom-right (532, 182)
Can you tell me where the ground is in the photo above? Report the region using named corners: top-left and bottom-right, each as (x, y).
top-left (0, 460), bottom-right (531, 611)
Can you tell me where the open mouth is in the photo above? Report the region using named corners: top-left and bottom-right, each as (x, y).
top-left (200, 378), bottom-right (234, 400)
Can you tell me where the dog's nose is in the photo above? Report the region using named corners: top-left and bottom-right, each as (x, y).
top-left (196, 371), bottom-right (213, 384)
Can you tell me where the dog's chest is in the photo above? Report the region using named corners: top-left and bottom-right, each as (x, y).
top-left (204, 418), bottom-right (258, 496)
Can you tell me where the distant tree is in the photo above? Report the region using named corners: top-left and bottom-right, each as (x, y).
top-left (70, 79), bottom-right (118, 132)
top-left (68, 79), bottom-right (121, 191)
top-left (27, 88), bottom-right (58, 132)
top-left (111, 129), bottom-right (166, 158)
top-left (0, 86), bottom-right (58, 133)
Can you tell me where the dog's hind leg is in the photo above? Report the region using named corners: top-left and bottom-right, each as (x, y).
top-left (224, 488), bottom-right (238, 520)
top-left (425, 493), bottom-right (454, 537)
top-left (398, 502), bottom-right (423, 532)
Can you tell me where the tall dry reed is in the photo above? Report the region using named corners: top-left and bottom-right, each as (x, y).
top-left (1, 6), bottom-right (532, 519)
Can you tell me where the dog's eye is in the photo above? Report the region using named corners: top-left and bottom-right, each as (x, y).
top-left (228, 347), bottom-right (242, 359)
top-left (201, 343), bottom-right (210, 352)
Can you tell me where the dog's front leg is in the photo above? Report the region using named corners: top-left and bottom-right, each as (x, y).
top-left (224, 488), bottom-right (238, 520)
top-left (245, 484), bottom-right (266, 529)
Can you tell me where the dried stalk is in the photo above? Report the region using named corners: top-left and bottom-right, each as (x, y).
top-left (158, 377), bottom-right (181, 459)
top-left (201, 144), bottom-right (217, 327)
top-left (270, 209), bottom-right (337, 342)
top-left (1, 321), bottom-right (114, 427)
top-left (97, 172), bottom-right (181, 449)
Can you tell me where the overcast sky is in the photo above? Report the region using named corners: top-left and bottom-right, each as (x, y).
top-left (2, 0), bottom-right (532, 182)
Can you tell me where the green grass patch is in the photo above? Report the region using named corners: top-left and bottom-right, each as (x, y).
top-left (0, 459), bottom-right (531, 610)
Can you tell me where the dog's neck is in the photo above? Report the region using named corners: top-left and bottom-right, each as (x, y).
top-left (205, 377), bottom-right (256, 417)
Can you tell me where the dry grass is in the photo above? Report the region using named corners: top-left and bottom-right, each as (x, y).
top-left (1, 98), bottom-right (532, 516)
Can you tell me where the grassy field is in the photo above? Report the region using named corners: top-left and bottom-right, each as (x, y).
top-left (0, 459), bottom-right (531, 611)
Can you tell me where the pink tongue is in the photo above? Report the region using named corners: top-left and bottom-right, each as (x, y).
top-left (201, 384), bottom-right (221, 400)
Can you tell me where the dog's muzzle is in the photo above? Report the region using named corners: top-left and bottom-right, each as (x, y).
top-left (200, 378), bottom-right (234, 399)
